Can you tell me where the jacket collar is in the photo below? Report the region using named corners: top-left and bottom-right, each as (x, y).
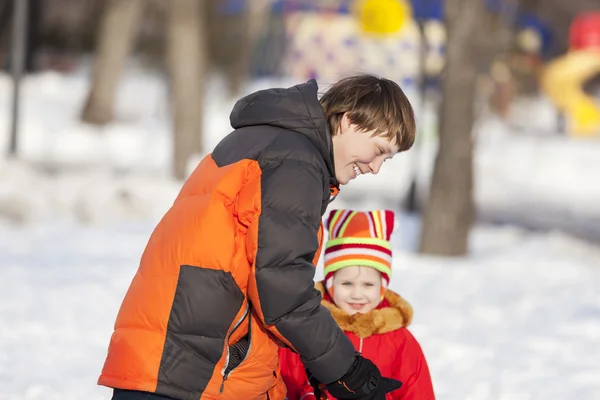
top-left (315, 281), bottom-right (413, 339)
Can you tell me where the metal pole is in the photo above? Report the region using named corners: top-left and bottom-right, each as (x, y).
top-left (9, 0), bottom-right (29, 157)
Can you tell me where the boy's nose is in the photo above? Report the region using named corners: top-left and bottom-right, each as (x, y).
top-left (368, 159), bottom-right (384, 175)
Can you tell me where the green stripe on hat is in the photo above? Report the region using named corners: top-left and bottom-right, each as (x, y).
top-left (323, 259), bottom-right (391, 277)
top-left (325, 237), bottom-right (392, 250)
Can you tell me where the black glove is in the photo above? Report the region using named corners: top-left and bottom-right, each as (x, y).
top-left (307, 371), bottom-right (326, 400)
top-left (324, 355), bottom-right (402, 399)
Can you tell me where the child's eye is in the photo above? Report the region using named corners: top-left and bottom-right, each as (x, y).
top-left (377, 148), bottom-right (385, 156)
top-left (364, 283), bottom-right (374, 287)
top-left (341, 282), bottom-right (352, 286)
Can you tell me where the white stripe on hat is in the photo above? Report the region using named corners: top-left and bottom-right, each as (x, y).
top-left (367, 212), bottom-right (376, 238)
top-left (324, 247), bottom-right (393, 264)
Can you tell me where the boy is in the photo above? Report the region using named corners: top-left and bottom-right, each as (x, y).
top-left (98, 75), bottom-right (415, 399)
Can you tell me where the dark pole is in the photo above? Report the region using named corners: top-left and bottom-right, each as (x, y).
top-left (403, 19), bottom-right (427, 213)
top-left (9, 0), bottom-right (29, 157)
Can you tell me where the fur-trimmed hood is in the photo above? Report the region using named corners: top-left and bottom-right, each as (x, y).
top-left (315, 281), bottom-right (413, 339)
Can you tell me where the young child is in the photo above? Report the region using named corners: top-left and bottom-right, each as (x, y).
top-left (279, 209), bottom-right (435, 400)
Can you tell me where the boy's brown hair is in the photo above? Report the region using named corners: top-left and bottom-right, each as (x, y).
top-left (319, 74), bottom-right (416, 152)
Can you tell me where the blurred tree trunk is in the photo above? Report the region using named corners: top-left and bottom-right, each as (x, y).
top-left (228, 0), bottom-right (270, 96)
top-left (167, 0), bottom-right (206, 180)
top-left (81, 0), bottom-right (144, 125)
top-left (419, 0), bottom-right (483, 256)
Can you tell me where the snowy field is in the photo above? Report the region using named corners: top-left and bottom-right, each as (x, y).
top-left (1, 62), bottom-right (600, 399)
top-left (2, 217), bottom-right (600, 400)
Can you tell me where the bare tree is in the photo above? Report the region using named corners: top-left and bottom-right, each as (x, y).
top-left (166, 0), bottom-right (206, 180)
top-left (81, 0), bottom-right (144, 125)
top-left (419, 0), bottom-right (484, 256)
top-left (229, 0), bottom-right (271, 95)
top-left (80, 0), bottom-right (207, 179)
top-left (205, 0), bottom-right (271, 97)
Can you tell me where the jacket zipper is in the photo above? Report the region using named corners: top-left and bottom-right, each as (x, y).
top-left (219, 304), bottom-right (251, 393)
top-left (359, 337), bottom-right (364, 353)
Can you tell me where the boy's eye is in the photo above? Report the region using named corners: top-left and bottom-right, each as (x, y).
top-left (377, 148), bottom-right (385, 156)
top-left (341, 282), bottom-right (352, 286)
top-left (364, 283), bottom-right (374, 287)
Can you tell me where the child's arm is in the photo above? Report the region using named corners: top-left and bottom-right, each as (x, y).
top-left (391, 330), bottom-right (435, 400)
top-left (278, 348), bottom-right (318, 400)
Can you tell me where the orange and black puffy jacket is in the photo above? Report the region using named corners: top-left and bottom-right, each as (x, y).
top-left (98, 80), bottom-right (356, 399)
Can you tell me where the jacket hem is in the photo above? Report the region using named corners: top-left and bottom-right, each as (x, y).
top-left (97, 376), bottom-right (157, 394)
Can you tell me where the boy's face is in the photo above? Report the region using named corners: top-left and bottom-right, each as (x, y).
top-left (332, 266), bottom-right (382, 316)
top-left (332, 113), bottom-right (400, 185)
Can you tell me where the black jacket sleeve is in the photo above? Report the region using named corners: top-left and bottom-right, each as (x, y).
top-left (246, 157), bottom-right (356, 384)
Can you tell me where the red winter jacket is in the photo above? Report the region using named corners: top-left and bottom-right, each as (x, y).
top-left (279, 282), bottom-right (435, 400)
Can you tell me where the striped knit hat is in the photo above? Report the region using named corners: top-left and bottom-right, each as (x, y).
top-left (323, 209), bottom-right (395, 296)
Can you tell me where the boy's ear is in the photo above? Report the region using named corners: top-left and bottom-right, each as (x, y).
top-left (340, 112), bottom-right (351, 132)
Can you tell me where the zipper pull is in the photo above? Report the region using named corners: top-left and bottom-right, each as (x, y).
top-left (219, 375), bottom-right (228, 394)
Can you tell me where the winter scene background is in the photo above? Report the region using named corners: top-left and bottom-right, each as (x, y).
top-left (1, 1), bottom-right (600, 400)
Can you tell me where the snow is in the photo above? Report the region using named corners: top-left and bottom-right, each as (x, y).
top-left (1, 63), bottom-right (600, 399)
top-left (391, 222), bottom-right (600, 400)
top-left (2, 219), bottom-right (600, 399)
top-left (2, 62), bottom-right (599, 238)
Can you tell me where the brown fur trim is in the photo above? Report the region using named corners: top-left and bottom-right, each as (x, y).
top-left (315, 281), bottom-right (413, 339)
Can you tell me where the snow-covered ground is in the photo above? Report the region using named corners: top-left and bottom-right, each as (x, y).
top-left (2, 217), bottom-right (600, 400)
top-left (1, 62), bottom-right (600, 399)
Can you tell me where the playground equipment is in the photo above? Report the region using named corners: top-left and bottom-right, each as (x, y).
top-left (281, 0), bottom-right (424, 86)
top-left (541, 12), bottom-right (600, 137)
top-left (354, 0), bottom-right (411, 35)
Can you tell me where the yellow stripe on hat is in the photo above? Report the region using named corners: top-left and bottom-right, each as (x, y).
top-left (324, 259), bottom-right (391, 276)
top-left (372, 211), bottom-right (383, 239)
top-left (338, 211), bottom-right (358, 237)
top-left (325, 237), bottom-right (393, 250)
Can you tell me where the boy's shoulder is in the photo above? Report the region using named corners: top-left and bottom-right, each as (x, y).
top-left (214, 126), bottom-right (326, 169)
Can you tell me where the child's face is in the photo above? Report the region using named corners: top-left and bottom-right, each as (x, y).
top-left (332, 113), bottom-right (399, 185)
top-left (332, 266), bottom-right (382, 315)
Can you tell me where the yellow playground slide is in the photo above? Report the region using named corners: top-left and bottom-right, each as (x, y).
top-left (541, 50), bottom-right (600, 137)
